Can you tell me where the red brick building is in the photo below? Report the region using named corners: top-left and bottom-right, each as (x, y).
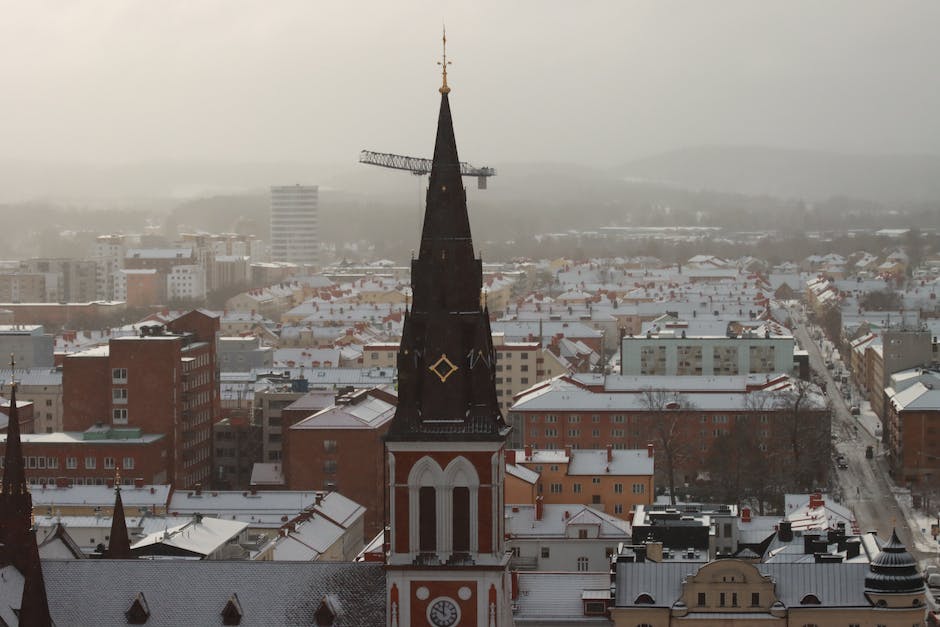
top-left (509, 373), bottom-right (831, 488)
top-left (283, 386), bottom-right (396, 538)
top-left (0, 429), bottom-right (168, 486)
top-left (62, 310), bottom-right (219, 488)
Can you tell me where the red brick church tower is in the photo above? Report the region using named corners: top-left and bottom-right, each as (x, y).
top-left (385, 34), bottom-right (513, 627)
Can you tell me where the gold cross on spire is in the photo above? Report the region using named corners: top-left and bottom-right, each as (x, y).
top-left (438, 26), bottom-right (451, 94)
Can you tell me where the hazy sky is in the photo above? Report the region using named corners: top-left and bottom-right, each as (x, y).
top-left (2, 1), bottom-right (940, 168)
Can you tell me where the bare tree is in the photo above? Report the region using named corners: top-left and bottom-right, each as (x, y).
top-left (772, 379), bottom-right (831, 491)
top-left (640, 388), bottom-right (694, 505)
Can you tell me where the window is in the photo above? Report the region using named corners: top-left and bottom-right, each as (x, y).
top-left (540, 547), bottom-right (550, 558)
top-left (84, 456), bottom-right (96, 469)
top-left (549, 464), bottom-right (559, 471)
top-left (520, 364), bottom-right (528, 372)
top-left (576, 556), bottom-right (589, 571)
top-left (723, 523), bottom-right (732, 538)
top-left (568, 415), bottom-right (580, 423)
top-left (521, 377), bottom-right (528, 384)
top-left (112, 368), bottom-right (127, 382)
top-left (323, 440), bottom-right (337, 452)
top-left (732, 592), bottom-right (738, 607)
top-left (104, 457), bottom-right (115, 470)
top-left (573, 483), bottom-right (582, 494)
top-left (419, 486), bottom-right (436, 553)
top-left (112, 388), bottom-right (128, 404)
top-left (123, 457), bottom-right (135, 470)
top-left (592, 494), bottom-right (601, 504)
top-left (113, 408), bottom-right (128, 424)
top-left (453, 487), bottom-right (470, 553)
top-left (614, 483), bottom-right (624, 493)
top-left (632, 483), bottom-right (645, 494)
top-left (47, 457), bottom-right (58, 469)
top-left (45, 399), bottom-right (53, 406)
top-left (550, 483), bottom-right (562, 494)
top-left (719, 592), bottom-right (726, 607)
top-left (66, 457), bottom-right (77, 469)
top-left (751, 592), bottom-right (760, 607)
top-left (37, 457), bottom-right (46, 469)
top-left (567, 429), bottom-right (580, 437)
top-left (592, 477), bottom-right (601, 484)
top-left (614, 504), bottom-right (623, 514)
top-left (697, 592), bottom-right (706, 606)
top-left (578, 529), bottom-right (588, 539)
top-left (323, 460), bottom-right (337, 474)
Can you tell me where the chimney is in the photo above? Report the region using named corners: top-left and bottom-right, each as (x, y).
top-left (535, 496), bottom-right (543, 521)
top-left (809, 492), bottom-right (823, 509)
top-left (606, 444), bottom-right (613, 463)
top-left (564, 444), bottom-right (572, 458)
top-left (741, 507), bottom-right (751, 523)
top-left (506, 450), bottom-right (517, 465)
top-left (646, 443), bottom-right (654, 458)
top-left (195, 482), bottom-right (202, 496)
top-left (778, 520), bottom-right (793, 542)
top-left (134, 478), bottom-right (144, 489)
top-left (524, 444), bottom-right (533, 460)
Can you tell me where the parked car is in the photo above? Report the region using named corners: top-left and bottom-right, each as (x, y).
top-left (836, 455), bottom-right (848, 469)
top-left (928, 572), bottom-right (940, 589)
top-left (850, 405), bottom-right (860, 415)
top-left (866, 445), bottom-right (874, 459)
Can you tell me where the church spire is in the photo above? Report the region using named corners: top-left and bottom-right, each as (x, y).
top-left (387, 36), bottom-right (508, 441)
top-left (1, 359), bottom-right (28, 501)
top-left (105, 469), bottom-right (132, 559)
top-left (0, 359), bottom-right (35, 573)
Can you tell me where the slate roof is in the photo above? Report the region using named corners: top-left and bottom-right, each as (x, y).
top-left (38, 560), bottom-right (385, 626)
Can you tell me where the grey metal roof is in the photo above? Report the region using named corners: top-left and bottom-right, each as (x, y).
top-left (614, 562), bottom-right (872, 609)
top-left (515, 572), bottom-right (611, 624)
top-left (39, 560), bottom-right (385, 626)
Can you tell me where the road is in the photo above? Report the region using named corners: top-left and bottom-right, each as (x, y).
top-left (790, 311), bottom-right (932, 563)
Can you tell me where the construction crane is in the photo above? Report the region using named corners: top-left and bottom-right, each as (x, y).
top-left (359, 149), bottom-right (496, 189)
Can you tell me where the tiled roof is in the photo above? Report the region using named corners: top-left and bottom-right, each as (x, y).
top-left (40, 560), bottom-right (385, 626)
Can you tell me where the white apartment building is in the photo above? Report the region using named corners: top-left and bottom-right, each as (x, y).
top-left (167, 265), bottom-right (207, 301)
top-left (270, 185), bottom-right (319, 266)
top-left (621, 330), bottom-right (795, 376)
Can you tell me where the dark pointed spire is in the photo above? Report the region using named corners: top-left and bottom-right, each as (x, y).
top-left (105, 470), bottom-right (132, 559)
top-left (19, 527), bottom-right (53, 627)
top-left (387, 38), bottom-right (508, 442)
top-left (0, 362), bottom-right (35, 573)
top-left (2, 367), bottom-right (28, 500)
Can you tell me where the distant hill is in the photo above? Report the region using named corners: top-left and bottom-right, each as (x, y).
top-left (618, 145), bottom-right (940, 204)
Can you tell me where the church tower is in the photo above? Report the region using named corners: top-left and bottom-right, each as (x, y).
top-left (385, 33), bottom-right (513, 627)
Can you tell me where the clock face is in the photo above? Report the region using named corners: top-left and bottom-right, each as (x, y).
top-left (426, 597), bottom-right (460, 627)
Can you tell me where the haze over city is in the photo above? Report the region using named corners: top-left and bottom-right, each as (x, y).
top-left (2, 1), bottom-right (940, 202)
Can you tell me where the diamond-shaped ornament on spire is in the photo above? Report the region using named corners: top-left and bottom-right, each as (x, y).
top-left (429, 353), bottom-right (458, 383)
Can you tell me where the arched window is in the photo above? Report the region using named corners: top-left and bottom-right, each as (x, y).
top-left (634, 593), bottom-right (655, 605)
top-left (800, 594), bottom-right (821, 605)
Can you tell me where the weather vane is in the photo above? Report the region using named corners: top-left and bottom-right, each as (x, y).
top-left (438, 26), bottom-right (451, 94)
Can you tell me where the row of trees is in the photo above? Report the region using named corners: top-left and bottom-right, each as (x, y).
top-left (641, 382), bottom-right (832, 514)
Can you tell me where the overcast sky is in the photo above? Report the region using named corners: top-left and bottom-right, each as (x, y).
top-left (2, 1), bottom-right (940, 168)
